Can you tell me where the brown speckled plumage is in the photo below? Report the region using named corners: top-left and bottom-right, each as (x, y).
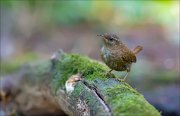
top-left (98, 33), bottom-right (143, 79)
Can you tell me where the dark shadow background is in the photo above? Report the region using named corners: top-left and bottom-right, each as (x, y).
top-left (0, 1), bottom-right (179, 116)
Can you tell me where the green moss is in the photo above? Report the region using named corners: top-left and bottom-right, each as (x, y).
top-left (52, 53), bottom-right (110, 92)
top-left (105, 83), bottom-right (160, 116)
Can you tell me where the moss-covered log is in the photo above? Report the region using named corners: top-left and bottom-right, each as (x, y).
top-left (0, 50), bottom-right (161, 116)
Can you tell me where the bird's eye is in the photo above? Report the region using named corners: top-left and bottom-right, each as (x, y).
top-left (109, 38), bottom-right (113, 41)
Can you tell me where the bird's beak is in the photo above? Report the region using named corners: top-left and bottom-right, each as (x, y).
top-left (97, 34), bottom-right (104, 37)
top-left (97, 34), bottom-right (107, 40)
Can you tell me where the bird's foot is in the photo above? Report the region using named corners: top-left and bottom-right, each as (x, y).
top-left (102, 70), bottom-right (115, 78)
top-left (115, 78), bottom-right (125, 82)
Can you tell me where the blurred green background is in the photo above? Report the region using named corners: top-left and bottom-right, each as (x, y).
top-left (0, 0), bottom-right (179, 116)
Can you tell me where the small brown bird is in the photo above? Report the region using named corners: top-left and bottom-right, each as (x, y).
top-left (98, 33), bottom-right (143, 80)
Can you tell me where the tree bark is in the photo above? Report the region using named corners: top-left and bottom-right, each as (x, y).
top-left (0, 50), bottom-right (161, 116)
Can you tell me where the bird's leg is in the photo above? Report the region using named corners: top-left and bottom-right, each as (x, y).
top-left (123, 72), bottom-right (129, 80)
top-left (115, 72), bottom-right (129, 82)
top-left (117, 65), bottom-right (131, 81)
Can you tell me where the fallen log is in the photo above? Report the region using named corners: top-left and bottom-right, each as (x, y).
top-left (0, 50), bottom-right (161, 116)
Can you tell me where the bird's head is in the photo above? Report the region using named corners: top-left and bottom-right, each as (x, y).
top-left (98, 33), bottom-right (120, 48)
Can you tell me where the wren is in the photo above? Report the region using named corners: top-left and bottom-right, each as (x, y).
top-left (98, 33), bottom-right (143, 80)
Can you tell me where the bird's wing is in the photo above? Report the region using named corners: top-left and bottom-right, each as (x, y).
top-left (121, 51), bottom-right (136, 63)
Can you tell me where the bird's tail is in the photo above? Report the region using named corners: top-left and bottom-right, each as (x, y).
top-left (133, 46), bottom-right (143, 54)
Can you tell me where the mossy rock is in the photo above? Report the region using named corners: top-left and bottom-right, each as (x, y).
top-left (51, 52), bottom-right (161, 116)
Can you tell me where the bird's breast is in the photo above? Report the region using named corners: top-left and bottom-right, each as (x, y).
top-left (101, 47), bottom-right (111, 62)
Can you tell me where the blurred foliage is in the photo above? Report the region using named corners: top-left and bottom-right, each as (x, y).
top-left (0, 53), bottom-right (38, 76)
top-left (149, 70), bottom-right (179, 84)
top-left (0, 0), bottom-right (179, 26)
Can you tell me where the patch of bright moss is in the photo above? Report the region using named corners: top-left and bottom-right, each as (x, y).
top-left (52, 53), bottom-right (110, 92)
top-left (105, 83), bottom-right (160, 116)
